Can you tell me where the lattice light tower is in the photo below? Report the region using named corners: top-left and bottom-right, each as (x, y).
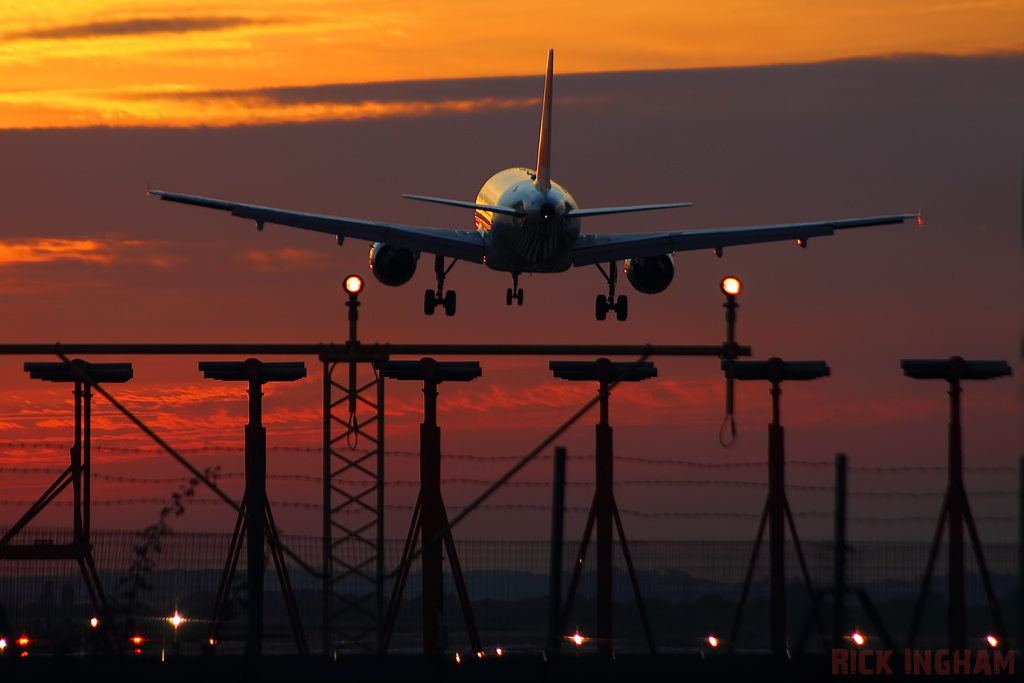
top-left (322, 274), bottom-right (386, 654)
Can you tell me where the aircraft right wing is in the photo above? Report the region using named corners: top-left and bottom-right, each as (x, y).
top-left (149, 190), bottom-right (486, 263)
top-left (571, 214), bottom-right (919, 266)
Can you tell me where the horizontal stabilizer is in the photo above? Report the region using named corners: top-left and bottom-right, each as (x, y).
top-left (402, 194), bottom-right (527, 217)
top-left (566, 202), bottom-right (691, 218)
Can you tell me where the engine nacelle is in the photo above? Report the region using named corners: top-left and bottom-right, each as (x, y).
top-left (624, 254), bottom-right (674, 294)
top-left (369, 242), bottom-right (418, 287)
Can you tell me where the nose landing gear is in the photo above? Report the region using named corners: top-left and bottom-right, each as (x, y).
top-left (595, 261), bottom-right (628, 321)
top-left (424, 255), bottom-right (457, 316)
top-left (506, 272), bottom-right (524, 306)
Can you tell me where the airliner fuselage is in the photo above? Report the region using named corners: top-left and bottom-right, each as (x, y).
top-left (474, 168), bottom-right (581, 273)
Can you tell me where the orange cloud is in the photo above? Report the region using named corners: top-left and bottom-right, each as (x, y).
top-left (0, 88), bottom-right (538, 129)
top-left (0, 239), bottom-right (115, 266)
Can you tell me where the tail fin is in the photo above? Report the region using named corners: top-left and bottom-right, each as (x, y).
top-left (534, 49), bottom-right (553, 192)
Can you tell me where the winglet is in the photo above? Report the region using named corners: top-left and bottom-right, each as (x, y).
top-left (534, 49), bottom-right (554, 192)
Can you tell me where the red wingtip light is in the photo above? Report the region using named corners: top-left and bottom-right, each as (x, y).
top-left (917, 215), bottom-right (923, 227)
top-left (344, 275), bottom-right (364, 294)
top-left (851, 632), bottom-right (865, 646)
top-left (721, 277), bottom-right (741, 296)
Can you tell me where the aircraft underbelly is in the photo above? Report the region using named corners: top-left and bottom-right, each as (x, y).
top-left (485, 222), bottom-right (574, 273)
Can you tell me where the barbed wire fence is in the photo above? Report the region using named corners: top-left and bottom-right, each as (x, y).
top-left (0, 442), bottom-right (1018, 653)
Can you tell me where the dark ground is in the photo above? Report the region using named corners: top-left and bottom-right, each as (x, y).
top-left (0, 654), bottom-right (1017, 682)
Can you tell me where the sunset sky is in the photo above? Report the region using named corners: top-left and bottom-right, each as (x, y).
top-left (3, 0), bottom-right (1024, 128)
top-left (0, 2), bottom-right (1021, 547)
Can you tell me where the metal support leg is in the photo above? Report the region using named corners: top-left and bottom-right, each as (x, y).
top-left (382, 495), bottom-right (421, 650)
top-left (905, 491), bottom-right (949, 650)
top-left (595, 382), bottom-right (613, 655)
top-left (245, 377), bottom-right (266, 658)
top-left (728, 497), bottom-right (769, 653)
top-left (768, 416), bottom-right (786, 656)
top-left (560, 497), bottom-right (597, 636)
top-left (962, 494), bottom-right (1009, 651)
top-left (612, 501), bottom-right (655, 654)
top-left (441, 508), bottom-right (482, 654)
top-left (783, 497), bottom-right (827, 651)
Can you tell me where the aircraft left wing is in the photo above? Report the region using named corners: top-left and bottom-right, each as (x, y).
top-left (571, 214), bottom-right (919, 266)
top-left (149, 191), bottom-right (486, 263)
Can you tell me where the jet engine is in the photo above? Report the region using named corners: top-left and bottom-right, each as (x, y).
top-left (624, 254), bottom-right (674, 294)
top-left (369, 242), bottom-right (418, 286)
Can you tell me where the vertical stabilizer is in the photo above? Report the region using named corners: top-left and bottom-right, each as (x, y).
top-left (534, 49), bottom-right (554, 192)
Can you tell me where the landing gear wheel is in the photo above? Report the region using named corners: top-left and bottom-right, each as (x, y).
top-left (595, 294), bottom-right (608, 321)
top-left (615, 295), bottom-right (628, 322)
top-left (443, 290), bottom-right (457, 317)
top-left (506, 288), bottom-right (513, 306)
top-left (424, 289), bottom-right (437, 316)
top-left (516, 289), bottom-right (524, 306)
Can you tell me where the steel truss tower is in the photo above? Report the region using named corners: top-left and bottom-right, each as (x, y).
top-left (322, 354), bottom-right (385, 654)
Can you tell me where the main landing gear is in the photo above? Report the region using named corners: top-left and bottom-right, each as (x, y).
top-left (595, 261), bottom-right (628, 321)
top-left (506, 272), bottom-right (524, 306)
top-left (424, 255), bottom-right (457, 316)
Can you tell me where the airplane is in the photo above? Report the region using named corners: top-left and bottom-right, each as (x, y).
top-left (150, 50), bottom-right (919, 321)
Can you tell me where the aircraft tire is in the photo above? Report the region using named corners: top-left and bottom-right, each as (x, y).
top-left (516, 289), bottom-right (524, 306)
top-left (615, 295), bottom-right (628, 321)
top-left (444, 291), bottom-right (457, 316)
top-left (506, 288), bottom-right (513, 306)
top-left (595, 295), bottom-right (608, 321)
top-left (424, 289), bottom-right (437, 315)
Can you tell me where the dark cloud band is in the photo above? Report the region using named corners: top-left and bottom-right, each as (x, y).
top-left (3, 16), bottom-right (270, 42)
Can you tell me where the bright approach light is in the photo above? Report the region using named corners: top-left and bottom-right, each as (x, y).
top-left (707, 635), bottom-right (719, 647)
top-left (344, 275), bottom-right (364, 294)
top-left (572, 632), bottom-right (584, 646)
top-left (90, 617), bottom-right (98, 628)
top-left (851, 632), bottom-right (865, 646)
top-left (0, 638), bottom-right (6, 650)
top-left (721, 277), bottom-right (742, 296)
top-left (171, 612), bottom-right (182, 628)
top-left (986, 635), bottom-right (998, 647)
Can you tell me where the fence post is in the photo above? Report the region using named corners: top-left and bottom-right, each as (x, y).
top-left (833, 453), bottom-right (847, 648)
top-left (546, 446), bottom-right (567, 657)
top-left (1019, 455), bottom-right (1023, 650)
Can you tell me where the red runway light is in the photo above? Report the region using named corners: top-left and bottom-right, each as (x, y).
top-left (17, 637), bottom-right (29, 647)
top-left (344, 275), bottom-right (364, 294)
top-left (721, 277), bottom-right (741, 296)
